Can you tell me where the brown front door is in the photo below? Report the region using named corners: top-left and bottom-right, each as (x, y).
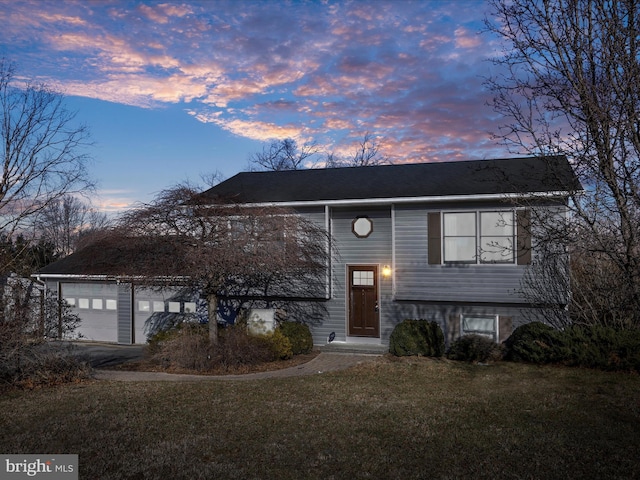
top-left (348, 265), bottom-right (379, 337)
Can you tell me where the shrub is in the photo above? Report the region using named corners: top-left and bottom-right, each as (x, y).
top-left (148, 323), bottom-right (287, 372)
top-left (503, 321), bottom-right (560, 363)
top-left (0, 340), bottom-right (90, 392)
top-left (157, 323), bottom-right (211, 371)
top-left (554, 325), bottom-right (640, 372)
top-left (258, 329), bottom-right (293, 360)
top-left (279, 322), bottom-right (313, 355)
top-left (212, 325), bottom-right (276, 368)
top-left (389, 319), bottom-right (445, 357)
top-left (447, 335), bottom-right (504, 363)
top-left (0, 286), bottom-right (89, 392)
top-left (146, 326), bottom-right (181, 357)
top-left (504, 322), bottom-right (640, 372)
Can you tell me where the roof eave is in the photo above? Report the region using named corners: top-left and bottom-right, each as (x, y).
top-left (229, 190), bottom-right (575, 208)
top-left (32, 273), bottom-right (191, 282)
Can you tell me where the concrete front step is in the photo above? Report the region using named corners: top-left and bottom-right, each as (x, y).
top-left (317, 343), bottom-right (388, 355)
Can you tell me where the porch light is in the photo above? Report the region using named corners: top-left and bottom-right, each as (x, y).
top-left (381, 265), bottom-right (392, 277)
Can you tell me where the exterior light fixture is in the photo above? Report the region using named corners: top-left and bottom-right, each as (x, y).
top-left (381, 265), bottom-right (392, 277)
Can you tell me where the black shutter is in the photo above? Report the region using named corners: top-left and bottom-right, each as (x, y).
top-left (428, 212), bottom-right (441, 265)
top-left (516, 209), bottom-right (532, 265)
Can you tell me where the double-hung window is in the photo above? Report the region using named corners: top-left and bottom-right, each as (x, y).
top-left (433, 210), bottom-right (523, 265)
top-left (443, 212), bottom-right (477, 263)
top-left (479, 211), bottom-right (515, 264)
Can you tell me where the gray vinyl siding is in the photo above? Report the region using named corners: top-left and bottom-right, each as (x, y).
top-left (394, 204), bottom-right (528, 304)
top-left (317, 207), bottom-right (393, 344)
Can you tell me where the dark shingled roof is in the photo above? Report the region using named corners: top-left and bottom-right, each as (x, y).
top-left (37, 236), bottom-right (184, 276)
top-left (201, 156), bottom-right (581, 204)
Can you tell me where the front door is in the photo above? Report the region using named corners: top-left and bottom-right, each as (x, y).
top-left (348, 265), bottom-right (380, 337)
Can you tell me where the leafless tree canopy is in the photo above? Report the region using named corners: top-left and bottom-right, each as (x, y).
top-left (248, 138), bottom-right (320, 171)
top-left (325, 132), bottom-right (389, 168)
top-left (0, 59), bottom-right (94, 239)
top-left (486, 0), bottom-right (640, 327)
top-left (32, 195), bottom-right (110, 257)
top-left (85, 184), bottom-right (332, 340)
top-left (249, 133), bottom-right (388, 171)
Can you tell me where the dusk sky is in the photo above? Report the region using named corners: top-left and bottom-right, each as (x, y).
top-left (1, 0), bottom-right (512, 213)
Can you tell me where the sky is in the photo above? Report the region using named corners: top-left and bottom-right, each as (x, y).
top-left (0, 0), bottom-right (511, 214)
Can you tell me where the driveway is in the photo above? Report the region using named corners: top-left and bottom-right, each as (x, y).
top-left (67, 341), bottom-right (146, 368)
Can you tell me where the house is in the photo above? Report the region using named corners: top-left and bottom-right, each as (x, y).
top-left (35, 155), bottom-right (580, 347)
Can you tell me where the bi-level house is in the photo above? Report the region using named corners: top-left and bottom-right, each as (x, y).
top-left (35, 156), bottom-right (580, 347)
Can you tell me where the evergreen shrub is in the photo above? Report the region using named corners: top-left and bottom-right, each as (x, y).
top-left (504, 322), bottom-right (640, 372)
top-left (447, 334), bottom-right (504, 363)
top-left (258, 329), bottom-right (293, 360)
top-left (279, 321), bottom-right (313, 355)
top-left (389, 319), bottom-right (445, 357)
top-left (503, 321), bottom-right (560, 363)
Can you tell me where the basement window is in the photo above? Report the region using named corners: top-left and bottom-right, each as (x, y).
top-left (461, 314), bottom-right (498, 341)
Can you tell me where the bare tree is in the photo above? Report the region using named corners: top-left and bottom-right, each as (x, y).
top-left (485, 0), bottom-right (640, 327)
top-left (348, 132), bottom-right (389, 167)
top-left (325, 132), bottom-right (389, 168)
top-left (0, 59), bottom-right (94, 240)
top-left (33, 195), bottom-right (110, 257)
top-left (85, 184), bottom-right (331, 343)
top-left (199, 170), bottom-right (225, 188)
top-left (248, 138), bottom-right (319, 171)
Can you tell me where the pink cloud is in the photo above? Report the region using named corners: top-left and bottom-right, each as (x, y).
top-left (138, 3), bottom-right (192, 24)
top-left (208, 117), bottom-right (308, 143)
top-left (1, 0), bottom-right (506, 167)
top-left (455, 27), bottom-right (483, 49)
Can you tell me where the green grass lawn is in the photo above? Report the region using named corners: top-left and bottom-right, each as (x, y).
top-left (1, 357), bottom-right (639, 479)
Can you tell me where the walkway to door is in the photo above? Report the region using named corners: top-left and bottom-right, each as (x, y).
top-left (93, 351), bottom-right (383, 382)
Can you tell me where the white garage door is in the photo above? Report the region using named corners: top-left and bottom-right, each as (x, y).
top-left (61, 283), bottom-right (119, 343)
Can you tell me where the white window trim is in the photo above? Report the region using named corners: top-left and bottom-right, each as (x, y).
top-left (442, 209), bottom-right (516, 265)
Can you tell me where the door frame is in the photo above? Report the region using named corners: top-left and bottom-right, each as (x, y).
top-left (346, 264), bottom-right (381, 339)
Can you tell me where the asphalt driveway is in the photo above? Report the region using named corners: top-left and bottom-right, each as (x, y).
top-left (67, 342), bottom-right (146, 368)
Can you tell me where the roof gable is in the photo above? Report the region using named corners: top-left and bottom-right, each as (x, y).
top-left (202, 156), bottom-right (581, 204)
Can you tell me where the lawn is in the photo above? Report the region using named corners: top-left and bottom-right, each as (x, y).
top-left (1, 357), bottom-right (639, 479)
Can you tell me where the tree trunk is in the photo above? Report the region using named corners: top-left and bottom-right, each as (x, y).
top-left (207, 292), bottom-right (218, 344)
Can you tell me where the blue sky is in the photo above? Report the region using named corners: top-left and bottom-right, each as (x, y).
top-left (0, 0), bottom-right (509, 213)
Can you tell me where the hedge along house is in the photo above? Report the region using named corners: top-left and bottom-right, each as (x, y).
top-left (201, 155), bottom-right (581, 348)
top-left (34, 156), bottom-right (580, 346)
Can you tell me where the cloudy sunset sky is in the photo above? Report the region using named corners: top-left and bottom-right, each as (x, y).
top-left (0, 0), bottom-right (510, 212)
